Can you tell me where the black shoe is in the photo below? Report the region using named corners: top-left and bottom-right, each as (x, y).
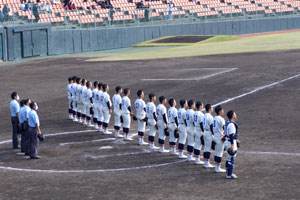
top-left (25, 153), bottom-right (29, 156)
top-left (30, 156), bottom-right (41, 159)
top-left (13, 147), bottom-right (20, 149)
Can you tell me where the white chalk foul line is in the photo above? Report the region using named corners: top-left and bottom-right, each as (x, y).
top-left (0, 160), bottom-right (186, 173)
top-left (60, 138), bottom-right (116, 146)
top-left (141, 68), bottom-right (238, 81)
top-left (212, 73), bottom-right (300, 107)
top-left (86, 149), bottom-right (152, 159)
top-left (59, 133), bottom-right (139, 146)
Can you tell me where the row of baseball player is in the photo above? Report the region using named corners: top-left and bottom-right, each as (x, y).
top-left (67, 76), bottom-right (239, 179)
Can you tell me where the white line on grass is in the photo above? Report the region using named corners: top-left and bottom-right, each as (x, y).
top-left (141, 68), bottom-right (238, 81)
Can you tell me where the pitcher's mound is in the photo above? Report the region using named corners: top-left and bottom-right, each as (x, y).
top-left (152, 36), bottom-right (213, 43)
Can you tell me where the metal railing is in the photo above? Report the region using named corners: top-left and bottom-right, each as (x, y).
top-left (0, 2), bottom-right (299, 29)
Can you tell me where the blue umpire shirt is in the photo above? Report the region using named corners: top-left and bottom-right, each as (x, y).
top-left (28, 109), bottom-right (40, 128)
top-left (19, 106), bottom-right (31, 124)
top-left (10, 99), bottom-right (20, 117)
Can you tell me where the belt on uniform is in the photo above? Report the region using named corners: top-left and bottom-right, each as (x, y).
top-left (204, 129), bottom-right (210, 131)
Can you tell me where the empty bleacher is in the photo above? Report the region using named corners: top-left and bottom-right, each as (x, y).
top-left (0, 0), bottom-right (299, 28)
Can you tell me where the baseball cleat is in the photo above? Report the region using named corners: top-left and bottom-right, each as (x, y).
top-left (139, 141), bottom-right (148, 145)
top-left (194, 158), bottom-right (204, 165)
top-left (178, 152), bottom-right (187, 159)
top-left (150, 145), bottom-right (159, 150)
top-left (170, 150), bottom-right (179, 155)
top-left (73, 118), bottom-right (78, 122)
top-left (115, 133), bottom-right (124, 138)
top-left (215, 167), bottom-right (226, 173)
top-left (226, 174), bottom-right (238, 179)
top-left (159, 148), bottom-right (170, 153)
top-left (187, 155), bottom-right (195, 162)
top-left (123, 137), bottom-right (133, 141)
top-left (204, 162), bottom-right (215, 168)
top-left (103, 130), bottom-right (112, 135)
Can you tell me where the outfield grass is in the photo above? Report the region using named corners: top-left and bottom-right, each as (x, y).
top-left (88, 32), bottom-right (300, 62)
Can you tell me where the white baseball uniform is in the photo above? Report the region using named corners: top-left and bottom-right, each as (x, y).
top-left (213, 115), bottom-right (225, 158)
top-left (186, 109), bottom-right (195, 149)
top-left (135, 98), bottom-right (146, 133)
top-left (67, 83), bottom-right (72, 111)
top-left (84, 88), bottom-right (92, 118)
top-left (81, 85), bottom-right (87, 115)
top-left (121, 96), bottom-right (131, 129)
top-left (96, 90), bottom-right (103, 123)
top-left (113, 94), bottom-right (122, 128)
top-left (92, 88), bottom-right (98, 122)
top-left (203, 113), bottom-right (214, 154)
top-left (76, 83), bottom-right (82, 115)
top-left (177, 108), bottom-right (187, 145)
top-left (193, 110), bottom-right (204, 151)
top-left (101, 91), bottom-right (111, 124)
top-left (146, 102), bottom-right (156, 137)
top-left (157, 104), bottom-right (167, 142)
top-left (168, 107), bottom-right (178, 145)
top-left (71, 82), bottom-right (77, 113)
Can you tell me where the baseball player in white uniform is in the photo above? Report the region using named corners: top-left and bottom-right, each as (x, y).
top-left (83, 81), bottom-right (93, 127)
top-left (96, 82), bottom-right (104, 132)
top-left (80, 79), bottom-right (88, 125)
top-left (135, 90), bottom-right (148, 145)
top-left (71, 76), bottom-right (78, 121)
top-left (67, 77), bottom-right (73, 120)
top-left (92, 81), bottom-right (99, 129)
top-left (146, 93), bottom-right (159, 150)
top-left (168, 98), bottom-right (178, 155)
top-left (213, 105), bottom-right (226, 173)
top-left (157, 96), bottom-right (169, 153)
top-left (101, 84), bottom-right (112, 135)
top-left (177, 99), bottom-right (188, 159)
top-left (75, 77), bottom-right (83, 123)
top-left (113, 86), bottom-right (124, 138)
top-left (224, 110), bottom-right (239, 179)
top-left (193, 101), bottom-right (204, 165)
top-left (203, 104), bottom-right (215, 168)
top-left (186, 99), bottom-right (195, 161)
top-left (122, 88), bottom-right (133, 141)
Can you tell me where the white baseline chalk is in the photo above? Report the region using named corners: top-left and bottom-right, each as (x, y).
top-left (141, 68), bottom-right (238, 81)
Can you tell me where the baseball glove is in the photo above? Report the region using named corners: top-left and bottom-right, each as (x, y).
top-left (200, 135), bottom-right (204, 145)
top-left (90, 107), bottom-right (94, 115)
top-left (174, 129), bottom-right (179, 138)
top-left (132, 115), bottom-right (137, 121)
top-left (38, 134), bottom-right (45, 142)
top-left (237, 140), bottom-right (240, 148)
top-left (221, 135), bottom-right (226, 143)
top-left (227, 148), bottom-right (237, 156)
top-left (164, 128), bottom-right (169, 136)
top-left (143, 117), bottom-right (148, 122)
top-left (211, 140), bottom-right (216, 150)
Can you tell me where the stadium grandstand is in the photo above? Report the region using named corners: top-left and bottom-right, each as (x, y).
top-left (0, 0), bottom-right (298, 28)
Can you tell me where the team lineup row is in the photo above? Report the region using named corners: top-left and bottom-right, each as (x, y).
top-left (67, 76), bottom-right (239, 179)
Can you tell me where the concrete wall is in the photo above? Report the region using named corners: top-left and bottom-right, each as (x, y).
top-left (2, 17), bottom-right (300, 61)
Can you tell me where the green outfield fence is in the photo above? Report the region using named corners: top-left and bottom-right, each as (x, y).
top-left (1, 2), bottom-right (300, 29)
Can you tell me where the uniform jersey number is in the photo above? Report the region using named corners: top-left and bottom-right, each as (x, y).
top-left (135, 102), bottom-right (139, 109)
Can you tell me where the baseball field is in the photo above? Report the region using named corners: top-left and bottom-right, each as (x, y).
top-left (0, 31), bottom-right (300, 199)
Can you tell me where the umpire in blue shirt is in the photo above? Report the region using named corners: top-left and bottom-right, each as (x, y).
top-left (28, 102), bottom-right (42, 159)
top-left (19, 99), bottom-right (31, 155)
top-left (9, 92), bottom-right (20, 149)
